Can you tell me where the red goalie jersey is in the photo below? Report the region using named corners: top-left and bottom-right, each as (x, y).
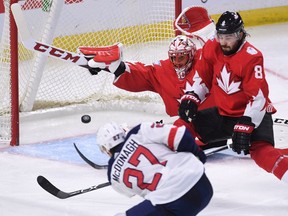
top-left (113, 51), bottom-right (216, 117)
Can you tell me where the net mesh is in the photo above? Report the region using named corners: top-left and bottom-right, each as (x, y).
top-left (0, 0), bottom-right (176, 144)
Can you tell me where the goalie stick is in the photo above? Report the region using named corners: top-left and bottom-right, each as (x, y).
top-left (37, 175), bottom-right (110, 199)
top-left (11, 3), bottom-right (89, 68)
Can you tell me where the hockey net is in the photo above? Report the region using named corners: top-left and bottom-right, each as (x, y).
top-left (0, 0), bottom-right (179, 145)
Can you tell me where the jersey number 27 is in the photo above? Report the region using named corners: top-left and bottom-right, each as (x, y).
top-left (123, 145), bottom-right (167, 191)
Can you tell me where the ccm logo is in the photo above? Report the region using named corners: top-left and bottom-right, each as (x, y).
top-left (274, 118), bottom-right (288, 125)
top-left (34, 42), bottom-right (80, 63)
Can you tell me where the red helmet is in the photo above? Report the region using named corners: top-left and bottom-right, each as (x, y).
top-left (168, 35), bottom-right (196, 80)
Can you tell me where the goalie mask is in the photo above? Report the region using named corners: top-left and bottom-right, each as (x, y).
top-left (96, 122), bottom-right (126, 156)
top-left (168, 35), bottom-right (196, 80)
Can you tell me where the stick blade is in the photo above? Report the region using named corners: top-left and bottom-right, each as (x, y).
top-left (74, 143), bottom-right (108, 169)
top-left (37, 175), bottom-right (69, 199)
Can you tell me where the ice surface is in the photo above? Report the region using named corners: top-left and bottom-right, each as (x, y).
top-left (0, 23), bottom-right (288, 216)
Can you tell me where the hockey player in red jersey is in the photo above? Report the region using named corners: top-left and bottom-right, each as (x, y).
top-left (178, 11), bottom-right (288, 183)
top-left (78, 35), bottom-right (225, 148)
top-left (78, 7), bottom-right (230, 150)
top-left (79, 35), bottom-right (214, 117)
top-left (78, 6), bottom-right (215, 119)
top-left (96, 121), bottom-right (213, 216)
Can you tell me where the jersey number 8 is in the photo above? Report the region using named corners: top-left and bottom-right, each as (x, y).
top-left (254, 65), bottom-right (263, 79)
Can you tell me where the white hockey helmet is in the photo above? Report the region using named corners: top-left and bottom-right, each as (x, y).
top-left (168, 35), bottom-right (196, 80)
top-left (96, 122), bottom-right (126, 155)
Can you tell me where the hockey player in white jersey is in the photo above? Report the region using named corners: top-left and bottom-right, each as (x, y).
top-left (96, 121), bottom-right (213, 216)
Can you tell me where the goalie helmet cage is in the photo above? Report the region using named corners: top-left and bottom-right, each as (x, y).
top-left (0, 0), bottom-right (182, 146)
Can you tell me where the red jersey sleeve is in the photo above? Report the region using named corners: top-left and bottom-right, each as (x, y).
top-left (241, 48), bottom-right (270, 126)
top-left (113, 61), bottom-right (158, 92)
top-left (113, 59), bottom-right (184, 117)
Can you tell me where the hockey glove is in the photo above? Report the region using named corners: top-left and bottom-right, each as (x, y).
top-left (231, 116), bottom-right (255, 155)
top-left (178, 91), bottom-right (201, 123)
top-left (78, 43), bottom-right (125, 76)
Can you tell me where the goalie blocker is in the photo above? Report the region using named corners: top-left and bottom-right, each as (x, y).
top-left (78, 43), bottom-right (126, 76)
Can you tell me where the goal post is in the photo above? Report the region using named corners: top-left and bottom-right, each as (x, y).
top-left (0, 0), bottom-right (182, 146)
top-left (0, 0), bottom-right (19, 146)
top-left (10, 0), bottom-right (19, 146)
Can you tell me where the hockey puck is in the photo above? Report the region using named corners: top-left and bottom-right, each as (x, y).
top-left (81, 115), bottom-right (91, 123)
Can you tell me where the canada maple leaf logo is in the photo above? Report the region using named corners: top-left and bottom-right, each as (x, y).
top-left (177, 71), bottom-right (209, 103)
top-left (176, 79), bottom-right (194, 104)
top-left (216, 65), bottom-right (241, 94)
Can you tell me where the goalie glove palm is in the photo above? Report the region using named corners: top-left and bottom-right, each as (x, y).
top-left (78, 43), bottom-right (125, 76)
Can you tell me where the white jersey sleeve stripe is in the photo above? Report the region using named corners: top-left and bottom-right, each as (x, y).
top-left (167, 126), bottom-right (178, 151)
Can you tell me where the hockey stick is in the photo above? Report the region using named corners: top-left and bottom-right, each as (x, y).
top-left (11, 3), bottom-right (89, 68)
top-left (37, 144), bottom-right (228, 199)
top-left (273, 117), bottom-right (288, 126)
top-left (39, 117), bottom-right (287, 200)
top-left (37, 175), bottom-right (110, 199)
top-left (74, 117), bottom-right (288, 170)
top-left (73, 143), bottom-right (108, 169)
top-left (74, 142), bottom-right (229, 170)
top-left (205, 145), bottom-right (229, 157)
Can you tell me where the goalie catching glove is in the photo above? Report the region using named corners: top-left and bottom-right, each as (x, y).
top-left (174, 6), bottom-right (216, 46)
top-left (78, 43), bottom-right (126, 76)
